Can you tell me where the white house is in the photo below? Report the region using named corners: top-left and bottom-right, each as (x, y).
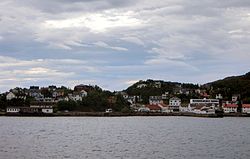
top-left (6, 107), bottom-right (20, 113)
top-left (42, 107), bottom-right (53, 114)
top-left (169, 97), bottom-right (181, 112)
top-left (223, 103), bottom-right (238, 113)
top-left (169, 97), bottom-right (181, 106)
top-left (216, 94), bottom-right (223, 99)
top-left (6, 92), bottom-right (16, 100)
top-left (188, 99), bottom-right (219, 112)
top-left (80, 90), bottom-right (88, 97)
top-left (242, 104), bottom-right (250, 114)
top-left (154, 82), bottom-right (161, 88)
top-left (189, 99), bottom-right (219, 108)
top-left (69, 94), bottom-right (82, 101)
top-left (137, 84), bottom-right (147, 88)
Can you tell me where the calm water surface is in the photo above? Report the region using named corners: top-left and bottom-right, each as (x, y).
top-left (0, 117), bottom-right (250, 159)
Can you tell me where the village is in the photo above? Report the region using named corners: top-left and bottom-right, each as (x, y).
top-left (0, 81), bottom-right (250, 116)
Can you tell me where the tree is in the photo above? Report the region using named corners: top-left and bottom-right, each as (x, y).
top-left (57, 100), bottom-right (78, 111)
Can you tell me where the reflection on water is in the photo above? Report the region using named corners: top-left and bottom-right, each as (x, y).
top-left (0, 117), bottom-right (250, 159)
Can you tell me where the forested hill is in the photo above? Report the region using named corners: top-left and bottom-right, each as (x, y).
top-left (124, 72), bottom-right (250, 103)
top-left (125, 79), bottom-right (199, 103)
top-left (204, 72), bottom-right (250, 101)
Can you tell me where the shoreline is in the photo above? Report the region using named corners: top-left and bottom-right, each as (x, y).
top-left (1, 111), bottom-right (250, 117)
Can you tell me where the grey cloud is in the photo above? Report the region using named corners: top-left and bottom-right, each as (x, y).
top-left (9, 0), bottom-right (136, 14)
top-left (1, 0), bottom-right (250, 91)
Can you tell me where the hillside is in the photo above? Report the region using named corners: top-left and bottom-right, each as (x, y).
top-left (125, 79), bottom-right (200, 104)
top-left (124, 72), bottom-right (250, 104)
top-left (204, 72), bottom-right (250, 102)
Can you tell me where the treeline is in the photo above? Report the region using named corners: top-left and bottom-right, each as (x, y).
top-left (0, 85), bottom-right (131, 112)
top-left (0, 96), bottom-right (33, 110)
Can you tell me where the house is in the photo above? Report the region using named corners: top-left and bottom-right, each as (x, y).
top-left (232, 94), bottom-right (240, 102)
top-left (31, 105), bottom-right (53, 114)
top-left (189, 99), bottom-right (219, 107)
top-left (79, 90), bottom-right (88, 97)
top-left (154, 82), bottom-right (161, 88)
top-left (74, 84), bottom-right (93, 92)
top-left (6, 107), bottom-right (20, 113)
top-left (145, 104), bottom-right (162, 112)
top-left (69, 94), bottom-right (82, 101)
top-left (41, 107), bottom-right (53, 114)
top-left (188, 99), bottom-right (219, 112)
top-left (161, 92), bottom-right (169, 100)
top-left (194, 106), bottom-right (215, 114)
top-left (137, 84), bottom-right (147, 88)
top-left (52, 90), bottom-right (65, 98)
top-left (29, 102), bottom-right (55, 114)
top-left (48, 85), bottom-right (57, 91)
top-left (20, 107), bottom-right (40, 114)
top-left (242, 104), bottom-right (250, 114)
top-left (223, 103), bottom-right (238, 113)
top-left (29, 91), bottom-right (44, 101)
top-left (149, 96), bottom-right (163, 105)
top-left (126, 96), bottom-right (141, 104)
top-left (6, 92), bottom-right (16, 100)
top-left (216, 94), bottom-right (223, 99)
top-left (169, 97), bottom-right (181, 112)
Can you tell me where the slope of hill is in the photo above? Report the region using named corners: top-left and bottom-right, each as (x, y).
top-left (204, 72), bottom-right (250, 102)
top-left (125, 79), bottom-right (199, 103)
top-left (124, 72), bottom-right (250, 103)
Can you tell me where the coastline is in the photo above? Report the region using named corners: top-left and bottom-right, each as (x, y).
top-left (1, 111), bottom-right (250, 117)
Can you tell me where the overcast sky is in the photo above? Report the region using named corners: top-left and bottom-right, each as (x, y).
top-left (0, 0), bottom-right (250, 92)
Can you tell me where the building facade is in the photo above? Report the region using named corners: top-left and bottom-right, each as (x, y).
top-left (169, 97), bottom-right (181, 112)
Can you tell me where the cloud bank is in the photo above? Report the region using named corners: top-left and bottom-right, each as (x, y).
top-left (0, 0), bottom-right (250, 91)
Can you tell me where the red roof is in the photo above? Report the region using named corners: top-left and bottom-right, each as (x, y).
top-left (146, 104), bottom-right (161, 110)
top-left (243, 104), bottom-right (250, 108)
top-left (158, 103), bottom-right (168, 107)
top-left (223, 104), bottom-right (238, 108)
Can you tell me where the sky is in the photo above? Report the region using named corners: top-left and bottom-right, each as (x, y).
top-left (0, 0), bottom-right (250, 92)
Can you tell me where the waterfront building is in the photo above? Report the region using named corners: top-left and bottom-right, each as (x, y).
top-left (223, 103), bottom-right (238, 113)
top-left (188, 98), bottom-right (219, 112)
top-left (169, 97), bottom-right (181, 112)
top-left (242, 104), bottom-right (250, 114)
top-left (6, 107), bottom-right (20, 113)
top-left (30, 102), bottom-right (54, 114)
